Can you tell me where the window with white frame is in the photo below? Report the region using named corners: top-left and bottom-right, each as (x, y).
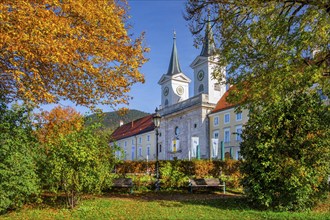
top-left (147, 135), bottom-right (150, 142)
top-left (131, 146), bottom-right (135, 160)
top-left (138, 146), bottom-right (142, 157)
top-left (124, 141), bottom-right (127, 147)
top-left (224, 113), bottom-right (230, 124)
top-left (147, 145), bottom-right (150, 156)
top-left (224, 128), bottom-right (230, 143)
top-left (213, 116), bottom-right (219, 126)
top-left (236, 112), bottom-right (242, 121)
top-left (236, 125), bottom-right (243, 142)
top-left (213, 130), bottom-right (219, 139)
top-left (139, 137), bottom-right (142, 144)
top-left (131, 139), bottom-right (134, 145)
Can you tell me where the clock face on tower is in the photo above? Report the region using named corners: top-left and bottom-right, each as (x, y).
top-left (197, 70), bottom-right (204, 81)
top-left (176, 86), bottom-right (184, 95)
top-left (163, 86), bottom-right (169, 96)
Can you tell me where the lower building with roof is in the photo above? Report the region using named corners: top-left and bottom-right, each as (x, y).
top-left (110, 115), bottom-right (157, 161)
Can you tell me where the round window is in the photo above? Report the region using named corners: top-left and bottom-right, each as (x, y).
top-left (176, 86), bottom-right (184, 95)
top-left (197, 70), bottom-right (204, 81)
top-left (163, 86), bottom-right (169, 96)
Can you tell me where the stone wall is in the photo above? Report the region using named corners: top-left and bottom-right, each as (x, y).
top-left (158, 94), bottom-right (215, 160)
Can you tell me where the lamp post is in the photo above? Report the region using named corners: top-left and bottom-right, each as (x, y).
top-left (152, 107), bottom-right (161, 191)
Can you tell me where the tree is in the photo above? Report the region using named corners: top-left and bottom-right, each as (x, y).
top-left (36, 106), bottom-right (115, 208)
top-left (1, 0), bottom-right (148, 109)
top-left (35, 105), bottom-right (84, 144)
top-left (185, 1), bottom-right (330, 210)
top-left (240, 92), bottom-right (330, 211)
top-left (0, 101), bottom-right (40, 213)
top-left (185, 0), bottom-right (329, 106)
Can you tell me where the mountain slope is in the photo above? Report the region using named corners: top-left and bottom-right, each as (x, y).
top-left (86, 109), bottom-right (150, 131)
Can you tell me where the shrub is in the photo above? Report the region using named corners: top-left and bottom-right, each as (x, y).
top-left (115, 161), bottom-right (153, 175)
top-left (159, 161), bottom-right (189, 189)
top-left (114, 160), bottom-right (242, 190)
top-left (192, 160), bottom-right (214, 178)
top-left (240, 92), bottom-right (330, 211)
top-left (0, 103), bottom-right (40, 213)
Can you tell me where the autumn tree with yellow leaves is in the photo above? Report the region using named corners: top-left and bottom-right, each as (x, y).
top-left (35, 105), bottom-right (83, 144)
top-left (1, 0), bottom-right (148, 109)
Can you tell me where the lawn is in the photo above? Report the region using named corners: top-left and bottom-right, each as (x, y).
top-left (1, 192), bottom-right (329, 220)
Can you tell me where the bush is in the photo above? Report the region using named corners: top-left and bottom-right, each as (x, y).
top-left (240, 92), bottom-right (330, 211)
top-left (115, 161), bottom-right (153, 174)
top-left (159, 161), bottom-right (189, 189)
top-left (0, 103), bottom-right (40, 213)
top-left (114, 159), bottom-right (242, 189)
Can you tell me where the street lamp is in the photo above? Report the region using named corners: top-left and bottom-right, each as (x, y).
top-left (152, 107), bottom-right (161, 191)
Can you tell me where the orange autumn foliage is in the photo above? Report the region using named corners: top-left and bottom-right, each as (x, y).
top-left (36, 105), bottom-right (83, 144)
top-left (0, 0), bottom-right (148, 109)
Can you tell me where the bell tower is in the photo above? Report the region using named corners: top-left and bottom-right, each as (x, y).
top-left (190, 16), bottom-right (226, 104)
top-left (158, 32), bottom-right (191, 108)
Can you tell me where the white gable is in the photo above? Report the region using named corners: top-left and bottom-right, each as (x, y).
top-left (158, 73), bottom-right (191, 85)
top-left (172, 73), bottom-right (191, 83)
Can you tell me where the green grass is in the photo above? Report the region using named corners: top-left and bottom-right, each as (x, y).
top-left (1, 192), bottom-right (329, 220)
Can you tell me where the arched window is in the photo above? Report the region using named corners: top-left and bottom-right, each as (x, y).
top-left (165, 99), bottom-right (169, 106)
top-left (198, 84), bottom-right (204, 93)
top-left (175, 126), bottom-right (180, 135)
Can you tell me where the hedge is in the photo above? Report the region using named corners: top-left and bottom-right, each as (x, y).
top-left (113, 159), bottom-right (241, 189)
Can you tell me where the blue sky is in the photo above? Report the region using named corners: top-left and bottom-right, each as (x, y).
top-left (125, 0), bottom-right (200, 114)
top-left (41, 0), bottom-right (201, 115)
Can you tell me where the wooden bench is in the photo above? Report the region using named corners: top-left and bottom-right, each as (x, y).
top-left (189, 178), bottom-right (225, 194)
top-left (112, 178), bottom-right (134, 194)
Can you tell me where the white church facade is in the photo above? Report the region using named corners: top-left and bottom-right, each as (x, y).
top-left (111, 22), bottom-right (246, 161)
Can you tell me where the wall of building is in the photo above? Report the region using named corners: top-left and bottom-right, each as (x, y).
top-left (158, 103), bottom-right (214, 160)
top-left (112, 130), bottom-right (156, 161)
top-left (209, 108), bottom-right (249, 160)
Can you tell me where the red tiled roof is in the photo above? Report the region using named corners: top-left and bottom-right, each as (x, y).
top-left (111, 114), bottom-right (155, 141)
top-left (212, 87), bottom-right (236, 113)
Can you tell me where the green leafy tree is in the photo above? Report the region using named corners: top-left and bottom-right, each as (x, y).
top-left (185, 0), bottom-right (329, 105)
top-left (0, 101), bottom-right (40, 213)
top-left (240, 92), bottom-right (330, 211)
top-left (186, 0), bottom-right (330, 211)
top-left (37, 107), bottom-right (116, 208)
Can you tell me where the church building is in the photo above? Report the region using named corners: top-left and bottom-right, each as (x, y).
top-left (157, 22), bottom-right (226, 160)
top-left (110, 21), bottom-right (244, 161)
